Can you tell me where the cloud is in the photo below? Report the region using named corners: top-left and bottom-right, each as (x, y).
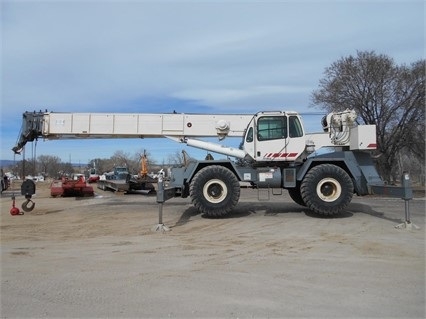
top-left (1, 0), bottom-right (424, 161)
top-left (3, 1), bottom-right (423, 112)
top-left (172, 85), bottom-right (312, 110)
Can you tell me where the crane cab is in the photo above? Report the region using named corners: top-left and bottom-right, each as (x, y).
top-left (242, 111), bottom-right (306, 162)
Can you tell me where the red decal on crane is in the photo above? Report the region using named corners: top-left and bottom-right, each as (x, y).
top-left (264, 152), bottom-right (298, 159)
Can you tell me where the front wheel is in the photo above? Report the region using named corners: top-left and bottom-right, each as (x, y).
top-left (190, 165), bottom-right (240, 217)
top-left (288, 186), bottom-right (306, 207)
top-left (301, 164), bottom-right (353, 216)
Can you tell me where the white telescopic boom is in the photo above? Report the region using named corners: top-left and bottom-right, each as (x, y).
top-left (13, 111), bottom-right (254, 153)
top-left (45, 112), bottom-right (253, 139)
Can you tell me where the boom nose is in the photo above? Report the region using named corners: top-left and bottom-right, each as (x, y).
top-left (12, 146), bottom-right (23, 154)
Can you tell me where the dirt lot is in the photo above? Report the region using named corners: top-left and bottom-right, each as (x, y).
top-left (1, 180), bottom-right (425, 318)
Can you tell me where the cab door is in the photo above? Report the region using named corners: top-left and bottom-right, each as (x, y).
top-left (253, 115), bottom-right (305, 162)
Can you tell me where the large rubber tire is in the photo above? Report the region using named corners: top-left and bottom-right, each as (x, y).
top-left (190, 165), bottom-right (240, 217)
top-left (300, 164), bottom-right (353, 216)
top-left (288, 186), bottom-right (306, 207)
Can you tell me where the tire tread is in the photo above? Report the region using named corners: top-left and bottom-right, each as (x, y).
top-left (190, 165), bottom-right (240, 217)
top-left (301, 164), bottom-right (353, 215)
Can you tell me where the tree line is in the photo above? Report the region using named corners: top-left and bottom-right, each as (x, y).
top-left (8, 150), bottom-right (181, 180)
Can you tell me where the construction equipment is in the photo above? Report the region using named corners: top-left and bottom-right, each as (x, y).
top-left (97, 166), bottom-right (156, 194)
top-left (86, 167), bottom-right (100, 183)
top-left (140, 150), bottom-right (149, 178)
top-left (50, 174), bottom-right (94, 197)
top-left (1, 169), bottom-right (10, 193)
top-left (13, 109), bottom-right (388, 217)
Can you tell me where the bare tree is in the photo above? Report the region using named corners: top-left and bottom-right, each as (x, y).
top-left (167, 150), bottom-right (185, 166)
top-left (37, 155), bottom-right (62, 178)
top-left (57, 162), bottom-right (75, 178)
top-left (15, 159), bottom-right (35, 179)
top-left (109, 150), bottom-right (133, 171)
top-left (311, 51), bottom-right (425, 183)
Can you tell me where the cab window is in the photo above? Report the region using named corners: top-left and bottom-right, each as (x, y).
top-left (289, 116), bottom-right (303, 137)
top-left (257, 116), bottom-right (287, 141)
top-left (245, 127), bottom-right (254, 143)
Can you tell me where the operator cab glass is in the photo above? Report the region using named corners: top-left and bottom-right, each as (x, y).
top-left (257, 116), bottom-right (288, 141)
top-left (245, 127), bottom-right (254, 143)
top-left (289, 116), bottom-right (303, 137)
top-left (256, 115), bottom-right (303, 140)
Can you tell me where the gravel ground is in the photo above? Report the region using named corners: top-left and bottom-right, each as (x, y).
top-left (1, 181), bottom-right (425, 318)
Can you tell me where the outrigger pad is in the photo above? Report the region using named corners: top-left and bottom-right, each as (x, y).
top-left (152, 224), bottom-right (170, 232)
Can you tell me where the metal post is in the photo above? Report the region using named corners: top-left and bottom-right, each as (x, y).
top-left (404, 199), bottom-right (410, 224)
top-left (152, 173), bottom-right (170, 232)
top-left (158, 203), bottom-right (163, 225)
top-left (395, 172), bottom-right (419, 230)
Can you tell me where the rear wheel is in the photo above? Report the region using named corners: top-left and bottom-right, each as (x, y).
top-left (301, 164), bottom-right (353, 215)
top-left (190, 165), bottom-right (240, 217)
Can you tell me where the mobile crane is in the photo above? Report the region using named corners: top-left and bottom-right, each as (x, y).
top-left (13, 109), bottom-right (384, 217)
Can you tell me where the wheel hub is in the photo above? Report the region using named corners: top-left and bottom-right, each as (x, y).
top-left (321, 183), bottom-right (335, 197)
top-left (316, 178), bottom-right (342, 202)
top-left (208, 184), bottom-right (223, 199)
top-left (203, 179), bottom-right (228, 204)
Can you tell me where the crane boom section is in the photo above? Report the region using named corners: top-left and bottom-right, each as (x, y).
top-left (13, 111), bottom-right (253, 154)
top-left (46, 112), bottom-right (253, 138)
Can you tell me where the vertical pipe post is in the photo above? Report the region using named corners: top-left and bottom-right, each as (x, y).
top-left (404, 199), bottom-right (410, 224)
top-left (158, 203), bottom-right (163, 225)
top-left (395, 172), bottom-right (419, 230)
top-left (153, 173), bottom-right (170, 232)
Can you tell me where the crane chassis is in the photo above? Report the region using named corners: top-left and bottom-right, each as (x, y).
top-left (13, 109), bottom-right (389, 217)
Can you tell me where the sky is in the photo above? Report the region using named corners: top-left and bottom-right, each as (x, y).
top-left (1, 0), bottom-right (424, 167)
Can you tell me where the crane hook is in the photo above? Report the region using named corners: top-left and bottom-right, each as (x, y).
top-left (20, 179), bottom-right (36, 213)
top-left (21, 198), bottom-right (35, 212)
